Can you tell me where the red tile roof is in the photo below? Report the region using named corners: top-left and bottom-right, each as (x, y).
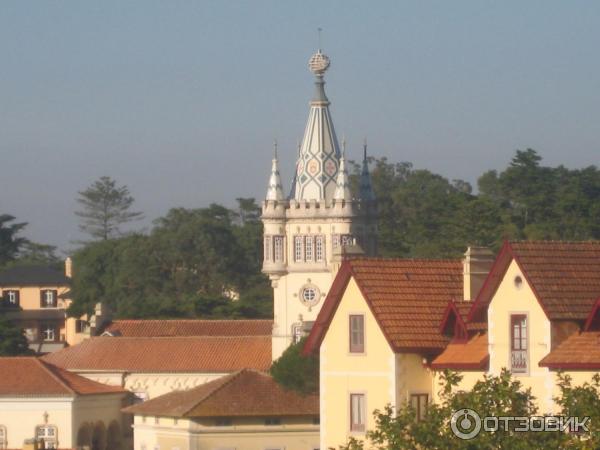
top-left (101, 319), bottom-right (273, 337)
top-left (539, 331), bottom-right (600, 369)
top-left (304, 257), bottom-right (463, 355)
top-left (42, 336), bottom-right (271, 373)
top-left (469, 241), bottom-right (600, 322)
top-left (0, 357), bottom-right (125, 397)
top-left (430, 333), bottom-right (489, 370)
top-left (123, 369), bottom-right (318, 418)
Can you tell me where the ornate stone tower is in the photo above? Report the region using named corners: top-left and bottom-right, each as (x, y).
top-left (262, 49), bottom-right (377, 360)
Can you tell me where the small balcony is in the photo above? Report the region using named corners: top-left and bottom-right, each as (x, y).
top-left (511, 349), bottom-right (528, 373)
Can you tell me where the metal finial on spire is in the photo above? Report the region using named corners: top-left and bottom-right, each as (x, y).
top-left (363, 138), bottom-right (368, 160)
top-left (273, 139), bottom-right (278, 159)
top-left (342, 136), bottom-right (347, 156)
top-left (318, 27), bottom-right (323, 51)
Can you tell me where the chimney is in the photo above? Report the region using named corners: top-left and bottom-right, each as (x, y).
top-left (463, 246), bottom-right (495, 301)
top-left (64, 257), bottom-right (73, 278)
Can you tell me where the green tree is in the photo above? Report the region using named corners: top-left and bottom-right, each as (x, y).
top-left (270, 338), bottom-right (319, 395)
top-left (0, 214), bottom-right (28, 267)
top-left (75, 176), bottom-right (143, 241)
top-left (337, 369), bottom-right (564, 450)
top-left (0, 315), bottom-right (33, 356)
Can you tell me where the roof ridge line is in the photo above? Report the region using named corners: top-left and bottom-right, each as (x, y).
top-left (36, 359), bottom-right (76, 396)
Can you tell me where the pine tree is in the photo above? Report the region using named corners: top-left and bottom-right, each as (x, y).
top-left (75, 176), bottom-right (143, 240)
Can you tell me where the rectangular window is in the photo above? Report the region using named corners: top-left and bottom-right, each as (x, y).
top-left (294, 236), bottom-right (303, 262)
top-left (341, 234), bottom-right (354, 247)
top-left (264, 236), bottom-right (272, 262)
top-left (332, 234), bottom-right (340, 249)
top-left (350, 393), bottom-right (366, 432)
top-left (4, 290), bottom-right (19, 307)
top-left (264, 418), bottom-right (281, 426)
top-left (75, 320), bottom-right (88, 333)
top-left (305, 236), bottom-right (314, 262)
top-left (273, 236), bottom-right (284, 262)
top-left (410, 394), bottom-right (428, 421)
top-left (349, 315), bottom-right (365, 353)
top-left (41, 290), bottom-right (57, 308)
top-left (510, 314), bottom-right (528, 373)
top-left (42, 324), bottom-right (56, 342)
top-left (315, 236), bottom-right (325, 262)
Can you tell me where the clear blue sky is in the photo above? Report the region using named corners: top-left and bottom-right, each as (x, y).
top-left (1, 1), bottom-right (599, 251)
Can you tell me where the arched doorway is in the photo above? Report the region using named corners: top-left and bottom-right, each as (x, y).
top-left (106, 421), bottom-right (122, 450)
top-left (91, 421), bottom-right (106, 450)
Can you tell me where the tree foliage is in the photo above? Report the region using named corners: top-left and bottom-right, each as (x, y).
top-left (68, 199), bottom-right (271, 319)
top-left (352, 149), bottom-right (600, 258)
top-left (270, 338), bottom-right (319, 395)
top-left (0, 315), bottom-right (33, 356)
top-left (0, 214), bottom-right (28, 267)
top-left (337, 369), bottom-right (600, 450)
top-left (75, 176), bottom-right (143, 241)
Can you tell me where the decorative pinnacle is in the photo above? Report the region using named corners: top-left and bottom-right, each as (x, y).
top-left (308, 50), bottom-right (330, 76)
top-left (273, 139), bottom-right (278, 159)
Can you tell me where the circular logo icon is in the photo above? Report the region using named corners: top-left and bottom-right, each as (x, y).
top-left (451, 409), bottom-right (481, 440)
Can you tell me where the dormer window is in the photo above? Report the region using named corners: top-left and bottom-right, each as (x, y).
top-left (41, 290), bottom-right (57, 308)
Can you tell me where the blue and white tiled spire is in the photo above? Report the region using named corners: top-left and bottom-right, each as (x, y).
top-left (292, 49), bottom-right (341, 202)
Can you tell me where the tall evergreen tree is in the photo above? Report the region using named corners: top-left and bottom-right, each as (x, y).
top-left (75, 176), bottom-right (143, 241)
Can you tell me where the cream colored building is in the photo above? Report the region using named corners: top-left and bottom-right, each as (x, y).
top-left (305, 241), bottom-right (600, 448)
top-left (123, 369), bottom-right (319, 450)
top-left (432, 241), bottom-right (600, 413)
top-left (262, 49), bottom-right (377, 360)
top-left (0, 357), bottom-right (127, 450)
top-left (0, 259), bottom-right (96, 352)
top-left (303, 257), bottom-right (467, 449)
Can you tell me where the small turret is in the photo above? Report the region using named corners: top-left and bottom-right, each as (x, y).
top-left (333, 140), bottom-right (353, 202)
top-left (266, 141), bottom-right (285, 201)
top-left (359, 140), bottom-right (376, 202)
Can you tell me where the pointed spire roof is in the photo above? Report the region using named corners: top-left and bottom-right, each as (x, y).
top-left (334, 139), bottom-right (352, 202)
top-left (293, 49), bottom-right (341, 203)
top-left (359, 140), bottom-right (376, 202)
top-left (266, 140), bottom-right (285, 201)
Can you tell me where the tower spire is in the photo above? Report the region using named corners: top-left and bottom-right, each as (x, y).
top-left (265, 140), bottom-right (284, 201)
top-left (334, 138), bottom-right (352, 202)
top-left (359, 139), bottom-right (376, 202)
top-left (293, 48), bottom-right (341, 202)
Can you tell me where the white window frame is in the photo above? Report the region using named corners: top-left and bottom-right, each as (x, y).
top-left (294, 236), bottom-right (304, 262)
top-left (42, 325), bottom-right (56, 342)
top-left (315, 235), bottom-right (325, 262)
top-left (36, 425), bottom-right (58, 449)
top-left (305, 236), bottom-right (314, 262)
top-left (349, 393), bottom-right (366, 433)
top-left (273, 236), bottom-right (284, 262)
top-left (7, 291), bottom-right (17, 305)
top-left (42, 290), bottom-right (56, 307)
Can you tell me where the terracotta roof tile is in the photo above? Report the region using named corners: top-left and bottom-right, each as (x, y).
top-left (123, 369), bottom-right (318, 418)
top-left (469, 241), bottom-right (600, 322)
top-left (539, 331), bottom-right (600, 369)
top-left (0, 357), bottom-right (125, 397)
top-left (101, 319), bottom-right (273, 337)
top-left (430, 333), bottom-right (489, 370)
top-left (305, 258), bottom-right (463, 355)
top-left (42, 336), bottom-right (271, 372)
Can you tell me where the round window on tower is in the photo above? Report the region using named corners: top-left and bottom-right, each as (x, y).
top-left (299, 284), bottom-right (321, 308)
